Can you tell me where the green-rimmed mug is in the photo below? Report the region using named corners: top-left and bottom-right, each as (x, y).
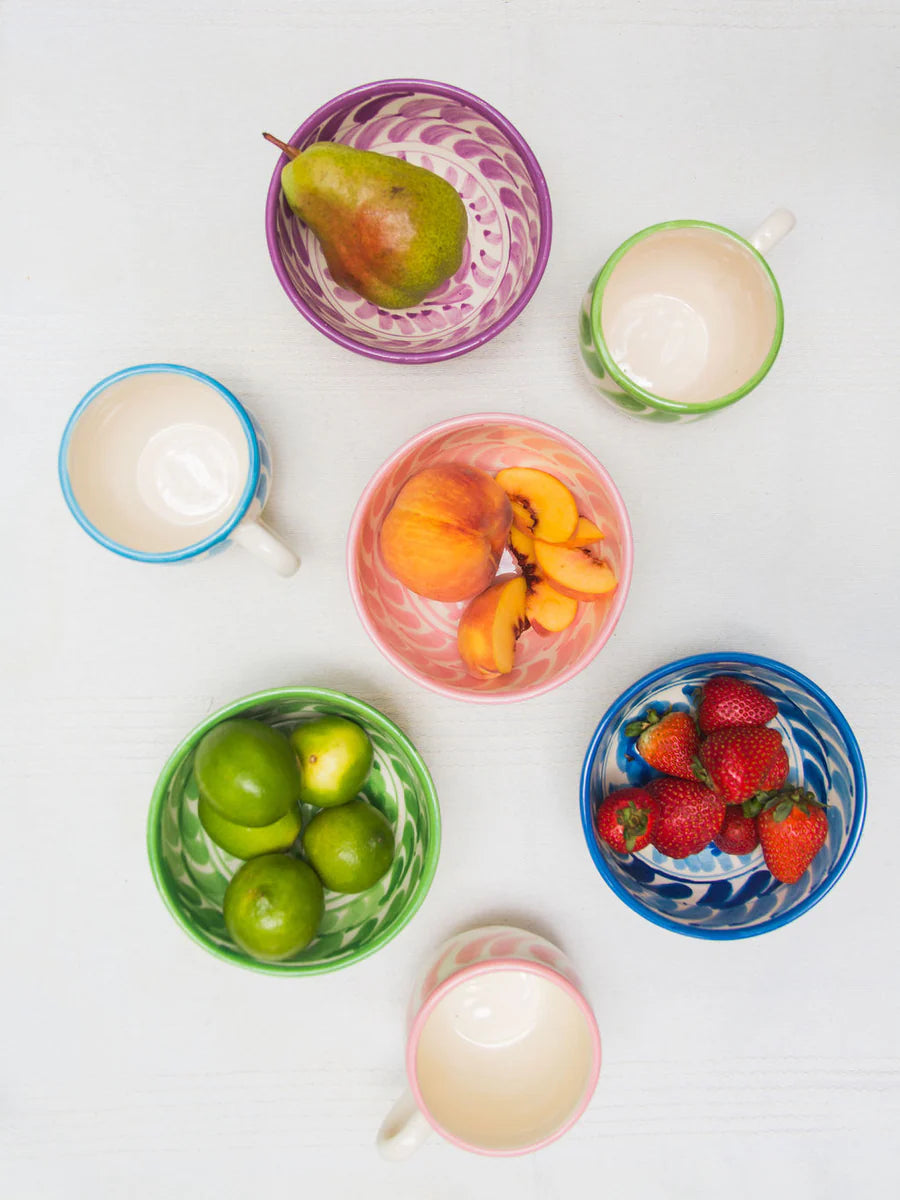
top-left (579, 209), bottom-right (795, 422)
top-left (147, 687), bottom-right (441, 975)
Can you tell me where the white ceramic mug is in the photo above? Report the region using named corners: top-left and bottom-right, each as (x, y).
top-left (59, 364), bottom-right (299, 575)
top-left (579, 209), bottom-right (796, 421)
top-left (377, 924), bottom-right (601, 1158)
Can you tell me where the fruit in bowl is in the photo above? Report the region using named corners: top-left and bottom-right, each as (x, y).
top-left (380, 465), bottom-right (512, 602)
top-left (595, 675), bottom-right (830, 883)
top-left (224, 854), bottom-right (324, 961)
top-left (349, 413), bottom-right (633, 703)
top-left (381, 461), bottom-right (618, 679)
top-left (303, 799), bottom-right (395, 894)
top-left (197, 797), bottom-right (302, 860)
top-left (181, 708), bottom-right (395, 963)
top-left (194, 718), bottom-right (302, 826)
top-left (263, 135), bottom-right (468, 309)
top-left (457, 574), bottom-right (528, 678)
top-left (265, 82), bottom-right (552, 365)
top-left (580, 653), bottom-right (866, 939)
top-left (290, 714), bottom-right (374, 808)
top-left (149, 688), bottom-right (440, 973)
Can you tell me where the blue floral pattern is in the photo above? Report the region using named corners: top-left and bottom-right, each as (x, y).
top-left (579, 653), bottom-right (866, 938)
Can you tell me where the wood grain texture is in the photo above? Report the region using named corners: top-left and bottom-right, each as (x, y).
top-left (2, 0), bottom-right (899, 1196)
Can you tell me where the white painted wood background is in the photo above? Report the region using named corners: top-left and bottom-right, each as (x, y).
top-left (2, 1), bottom-right (899, 1196)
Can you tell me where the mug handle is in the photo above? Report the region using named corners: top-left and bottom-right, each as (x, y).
top-left (231, 517), bottom-right (299, 577)
top-left (376, 1089), bottom-right (432, 1161)
top-left (748, 208), bottom-right (796, 256)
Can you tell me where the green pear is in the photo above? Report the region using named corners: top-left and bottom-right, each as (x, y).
top-left (264, 134), bottom-right (468, 309)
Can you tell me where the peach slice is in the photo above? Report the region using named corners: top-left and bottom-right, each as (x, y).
top-left (457, 574), bottom-right (527, 678)
top-left (563, 517), bottom-right (604, 549)
top-left (525, 578), bottom-right (578, 636)
top-left (380, 465), bottom-right (512, 602)
top-left (533, 540), bottom-right (618, 601)
top-left (495, 467), bottom-right (579, 545)
top-left (508, 524), bottom-right (538, 573)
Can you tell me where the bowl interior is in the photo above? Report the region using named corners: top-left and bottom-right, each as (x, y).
top-left (149, 690), bottom-right (440, 973)
top-left (582, 655), bottom-right (864, 937)
top-left (269, 82), bottom-right (548, 360)
top-left (350, 417), bottom-right (632, 701)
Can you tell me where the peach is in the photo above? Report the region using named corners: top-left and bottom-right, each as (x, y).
top-left (563, 517), bottom-right (604, 549)
top-left (508, 524), bottom-right (538, 574)
top-left (525, 578), bottom-right (578, 636)
top-left (457, 574), bottom-right (527, 678)
top-left (533, 540), bottom-right (618, 601)
top-left (380, 465), bottom-right (512, 602)
top-left (495, 467), bottom-right (578, 544)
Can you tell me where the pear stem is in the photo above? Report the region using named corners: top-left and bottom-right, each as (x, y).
top-left (262, 132), bottom-right (299, 160)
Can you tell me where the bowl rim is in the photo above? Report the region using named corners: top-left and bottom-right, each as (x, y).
top-left (346, 411), bottom-right (634, 704)
top-left (578, 651), bottom-right (867, 940)
top-left (264, 77), bottom-right (553, 364)
top-left (146, 686), bottom-right (442, 974)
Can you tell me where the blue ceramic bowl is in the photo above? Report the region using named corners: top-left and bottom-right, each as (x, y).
top-left (579, 652), bottom-right (866, 939)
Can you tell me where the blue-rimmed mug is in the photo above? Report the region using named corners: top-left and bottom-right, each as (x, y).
top-left (59, 364), bottom-right (299, 576)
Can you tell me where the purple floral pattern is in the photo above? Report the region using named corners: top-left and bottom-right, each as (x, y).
top-left (270, 86), bottom-right (549, 360)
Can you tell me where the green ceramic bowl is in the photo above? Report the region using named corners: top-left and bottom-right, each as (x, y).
top-left (147, 687), bottom-right (441, 975)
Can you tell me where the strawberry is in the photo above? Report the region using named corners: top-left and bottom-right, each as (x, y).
top-left (758, 740), bottom-right (790, 791)
top-left (713, 805), bottom-right (760, 855)
top-left (757, 789), bottom-right (829, 883)
top-left (697, 675), bottom-right (778, 734)
top-left (594, 787), bottom-right (660, 854)
top-left (623, 708), bottom-right (699, 780)
top-left (697, 725), bottom-right (788, 804)
top-left (646, 777), bottom-right (725, 859)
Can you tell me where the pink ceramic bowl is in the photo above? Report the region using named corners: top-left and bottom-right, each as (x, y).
top-left (265, 79), bottom-right (551, 364)
top-left (347, 414), bottom-right (633, 703)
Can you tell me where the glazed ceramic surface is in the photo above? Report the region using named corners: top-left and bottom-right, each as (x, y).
top-left (580, 652), bottom-right (866, 938)
top-left (377, 925), bottom-right (601, 1158)
top-left (147, 688), bottom-right (441, 974)
top-left (266, 79), bottom-right (551, 363)
top-left (59, 364), bottom-right (298, 575)
top-left (579, 210), bottom-right (794, 422)
top-left (347, 413), bottom-right (633, 702)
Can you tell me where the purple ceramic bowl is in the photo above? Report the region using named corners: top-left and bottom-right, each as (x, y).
top-left (265, 79), bottom-right (552, 364)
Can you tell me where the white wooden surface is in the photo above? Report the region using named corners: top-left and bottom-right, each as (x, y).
top-left (3, 2), bottom-right (900, 1196)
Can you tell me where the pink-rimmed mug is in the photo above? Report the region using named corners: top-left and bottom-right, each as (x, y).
top-left (347, 413), bottom-right (633, 703)
top-left (376, 925), bottom-right (602, 1158)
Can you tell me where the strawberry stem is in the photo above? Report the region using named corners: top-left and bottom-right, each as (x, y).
top-left (624, 707), bottom-right (666, 738)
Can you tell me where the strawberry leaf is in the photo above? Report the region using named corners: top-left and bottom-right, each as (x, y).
top-left (692, 756), bottom-right (714, 789)
top-left (742, 792), bottom-right (770, 819)
top-left (624, 707), bottom-right (665, 738)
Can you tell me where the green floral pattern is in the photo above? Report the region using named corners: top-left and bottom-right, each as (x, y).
top-left (148, 689), bottom-right (441, 974)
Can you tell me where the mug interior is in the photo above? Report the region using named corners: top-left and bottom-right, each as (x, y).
top-left (63, 369), bottom-right (255, 555)
top-left (414, 964), bottom-right (596, 1152)
top-left (596, 225), bottom-right (781, 408)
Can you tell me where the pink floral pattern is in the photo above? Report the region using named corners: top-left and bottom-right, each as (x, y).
top-left (409, 925), bottom-right (583, 1022)
top-left (270, 88), bottom-right (547, 359)
top-left (348, 415), bottom-right (633, 702)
